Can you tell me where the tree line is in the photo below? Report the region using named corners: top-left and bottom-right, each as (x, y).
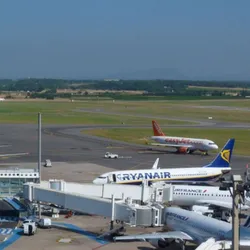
top-left (0, 78), bottom-right (250, 99)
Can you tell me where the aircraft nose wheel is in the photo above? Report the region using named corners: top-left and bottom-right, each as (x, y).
top-left (180, 243), bottom-right (185, 250)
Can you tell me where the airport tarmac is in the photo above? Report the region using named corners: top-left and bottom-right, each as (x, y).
top-left (0, 124), bottom-right (249, 177)
top-left (6, 215), bottom-right (196, 250)
top-left (3, 162), bottom-right (197, 250)
top-left (0, 123), bottom-right (249, 249)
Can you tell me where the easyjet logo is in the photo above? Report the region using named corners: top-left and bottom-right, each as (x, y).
top-left (220, 149), bottom-right (230, 163)
top-left (165, 138), bottom-right (202, 144)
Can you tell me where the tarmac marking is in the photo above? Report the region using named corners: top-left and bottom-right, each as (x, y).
top-left (106, 146), bottom-right (124, 149)
top-left (0, 228), bottom-right (22, 249)
top-left (52, 222), bottom-right (109, 245)
top-left (0, 228), bottom-right (13, 235)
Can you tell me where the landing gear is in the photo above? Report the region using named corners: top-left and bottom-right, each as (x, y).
top-left (201, 151), bottom-right (208, 156)
top-left (186, 149), bottom-right (194, 154)
top-left (175, 239), bottom-right (186, 250)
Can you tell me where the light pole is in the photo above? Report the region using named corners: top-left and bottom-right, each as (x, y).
top-left (38, 112), bottom-right (42, 219)
top-left (220, 175), bottom-right (244, 250)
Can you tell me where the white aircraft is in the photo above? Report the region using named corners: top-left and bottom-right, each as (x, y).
top-left (93, 139), bottom-right (234, 185)
top-left (150, 120), bottom-right (218, 155)
top-left (171, 184), bottom-right (250, 219)
top-left (114, 206), bottom-right (250, 249)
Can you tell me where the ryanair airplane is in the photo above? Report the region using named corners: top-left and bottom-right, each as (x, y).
top-left (93, 138), bottom-right (234, 185)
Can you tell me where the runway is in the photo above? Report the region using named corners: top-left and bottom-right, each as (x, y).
top-left (0, 124), bottom-right (249, 177)
top-left (76, 108), bottom-right (250, 128)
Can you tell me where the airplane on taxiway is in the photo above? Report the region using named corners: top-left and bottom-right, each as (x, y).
top-left (149, 120), bottom-right (218, 155)
top-left (93, 138), bottom-right (234, 185)
top-left (114, 206), bottom-right (250, 249)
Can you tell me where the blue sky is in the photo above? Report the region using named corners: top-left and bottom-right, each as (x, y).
top-left (0, 0), bottom-right (250, 80)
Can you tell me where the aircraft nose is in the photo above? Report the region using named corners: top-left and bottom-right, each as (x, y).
top-left (93, 178), bottom-right (106, 184)
top-left (214, 144), bottom-right (219, 150)
top-left (93, 178), bottom-right (100, 184)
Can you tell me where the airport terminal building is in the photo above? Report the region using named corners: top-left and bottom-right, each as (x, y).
top-left (0, 168), bottom-right (39, 198)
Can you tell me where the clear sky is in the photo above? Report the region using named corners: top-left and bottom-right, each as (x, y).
top-left (0, 0), bottom-right (250, 80)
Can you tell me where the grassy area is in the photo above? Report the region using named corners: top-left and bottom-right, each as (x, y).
top-left (183, 99), bottom-right (250, 107)
top-left (1, 99), bottom-right (250, 124)
top-left (188, 85), bottom-right (246, 91)
top-left (82, 128), bottom-right (250, 156)
top-left (72, 100), bottom-right (250, 123)
top-left (0, 101), bottom-right (189, 125)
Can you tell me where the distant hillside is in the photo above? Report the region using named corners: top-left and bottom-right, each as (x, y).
top-left (107, 68), bottom-right (187, 80)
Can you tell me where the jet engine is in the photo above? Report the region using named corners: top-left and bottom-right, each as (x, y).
top-left (148, 239), bottom-right (171, 248)
top-left (177, 147), bottom-right (194, 154)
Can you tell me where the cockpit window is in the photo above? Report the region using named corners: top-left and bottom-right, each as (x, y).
top-left (98, 176), bottom-right (107, 179)
top-left (208, 143), bottom-right (215, 145)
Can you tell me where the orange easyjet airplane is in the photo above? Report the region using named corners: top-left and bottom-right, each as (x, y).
top-left (151, 120), bottom-right (218, 155)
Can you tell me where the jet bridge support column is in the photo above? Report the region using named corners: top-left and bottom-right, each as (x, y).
top-left (110, 194), bottom-right (115, 230)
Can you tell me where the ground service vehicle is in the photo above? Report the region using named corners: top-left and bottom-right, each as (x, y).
top-left (104, 152), bottom-right (118, 159)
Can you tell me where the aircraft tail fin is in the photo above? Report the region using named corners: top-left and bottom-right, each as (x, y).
top-left (243, 216), bottom-right (250, 228)
top-left (152, 158), bottom-right (160, 169)
top-left (152, 120), bottom-right (165, 136)
top-left (203, 138), bottom-right (235, 168)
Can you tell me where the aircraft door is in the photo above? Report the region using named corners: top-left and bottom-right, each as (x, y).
top-left (108, 174), bottom-right (113, 183)
top-left (108, 174), bottom-right (116, 183)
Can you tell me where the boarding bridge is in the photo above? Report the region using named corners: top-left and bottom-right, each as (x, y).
top-left (32, 179), bottom-right (173, 204)
top-left (23, 180), bottom-right (173, 227)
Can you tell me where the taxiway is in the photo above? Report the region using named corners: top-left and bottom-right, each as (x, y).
top-left (0, 124), bottom-right (249, 177)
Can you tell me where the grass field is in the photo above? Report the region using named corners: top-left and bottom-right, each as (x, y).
top-left (74, 99), bottom-right (250, 123)
top-left (1, 99), bottom-right (250, 155)
top-left (0, 99), bottom-right (250, 124)
top-left (82, 128), bottom-right (250, 156)
top-left (0, 101), bottom-right (189, 125)
top-left (188, 85), bottom-right (246, 91)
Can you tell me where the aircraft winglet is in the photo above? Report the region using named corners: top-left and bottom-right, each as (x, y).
top-left (152, 158), bottom-right (160, 169)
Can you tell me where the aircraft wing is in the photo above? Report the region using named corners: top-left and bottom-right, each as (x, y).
top-left (197, 200), bottom-right (249, 211)
top-left (0, 152), bottom-right (29, 158)
top-left (161, 180), bottom-right (215, 185)
top-left (114, 231), bottom-right (194, 242)
top-left (150, 143), bottom-right (194, 148)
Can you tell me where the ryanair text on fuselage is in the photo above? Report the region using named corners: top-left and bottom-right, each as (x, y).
top-left (116, 171), bottom-right (171, 181)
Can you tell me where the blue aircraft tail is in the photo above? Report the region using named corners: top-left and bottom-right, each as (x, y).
top-left (203, 138), bottom-right (235, 168)
top-left (243, 216), bottom-right (250, 228)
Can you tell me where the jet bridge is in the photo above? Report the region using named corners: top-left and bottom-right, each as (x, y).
top-left (23, 180), bottom-right (173, 227)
